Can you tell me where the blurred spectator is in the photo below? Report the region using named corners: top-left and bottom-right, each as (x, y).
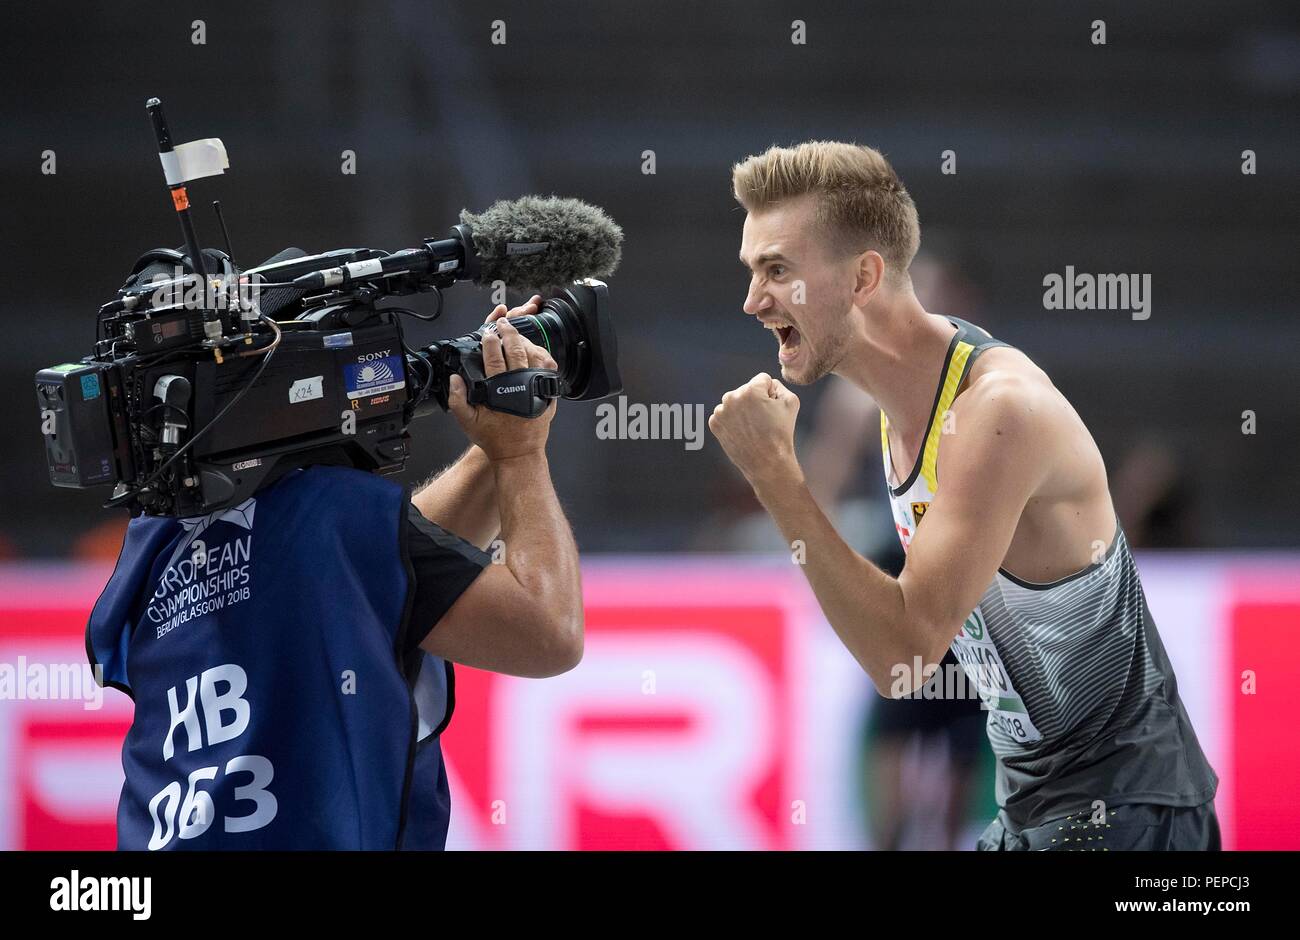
top-left (1111, 437), bottom-right (1202, 549)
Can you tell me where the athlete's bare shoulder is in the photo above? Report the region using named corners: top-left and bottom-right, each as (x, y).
top-left (965, 343), bottom-right (1049, 392)
top-left (951, 340), bottom-right (1110, 513)
top-left (932, 338), bottom-right (1117, 580)
top-left (959, 344), bottom-right (1080, 433)
top-left (951, 345), bottom-right (1057, 432)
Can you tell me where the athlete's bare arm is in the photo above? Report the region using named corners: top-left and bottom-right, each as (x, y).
top-left (895, 370), bottom-right (1054, 669)
top-left (709, 360), bottom-right (1106, 695)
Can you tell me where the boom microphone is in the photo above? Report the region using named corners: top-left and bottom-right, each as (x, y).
top-left (461, 195), bottom-right (623, 290)
top-left (291, 196), bottom-right (623, 292)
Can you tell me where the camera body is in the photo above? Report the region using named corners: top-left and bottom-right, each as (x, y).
top-left (36, 246), bottom-right (619, 518)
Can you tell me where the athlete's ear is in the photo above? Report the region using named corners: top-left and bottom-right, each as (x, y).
top-left (851, 249), bottom-right (887, 307)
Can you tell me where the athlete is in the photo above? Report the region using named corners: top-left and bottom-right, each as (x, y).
top-left (709, 141), bottom-right (1219, 850)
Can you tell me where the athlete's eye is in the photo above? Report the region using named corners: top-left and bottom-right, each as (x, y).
top-left (769, 265), bottom-right (786, 279)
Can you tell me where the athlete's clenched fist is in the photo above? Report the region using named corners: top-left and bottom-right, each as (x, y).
top-left (708, 372), bottom-right (802, 490)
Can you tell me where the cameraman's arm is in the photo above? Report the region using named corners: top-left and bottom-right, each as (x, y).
top-left (416, 315), bottom-right (583, 678)
top-left (411, 446), bottom-right (499, 551)
top-left (421, 453), bottom-right (581, 677)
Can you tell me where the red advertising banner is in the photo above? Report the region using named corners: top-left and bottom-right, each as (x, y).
top-left (2, 557), bottom-right (1296, 850)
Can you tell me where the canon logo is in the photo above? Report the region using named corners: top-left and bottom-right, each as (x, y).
top-left (498, 384), bottom-right (527, 394)
top-left (358, 350), bottom-right (391, 362)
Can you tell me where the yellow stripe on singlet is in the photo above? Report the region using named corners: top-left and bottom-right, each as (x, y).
top-left (919, 340), bottom-right (975, 491)
top-left (881, 340), bottom-right (977, 492)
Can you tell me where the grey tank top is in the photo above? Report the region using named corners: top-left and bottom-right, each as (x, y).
top-left (879, 315), bottom-right (1218, 829)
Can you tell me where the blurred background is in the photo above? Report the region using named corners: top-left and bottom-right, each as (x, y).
top-left (1, 0), bottom-right (1297, 849)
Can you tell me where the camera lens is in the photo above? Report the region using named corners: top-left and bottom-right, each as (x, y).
top-left (417, 281), bottom-right (619, 413)
top-left (498, 297), bottom-right (589, 398)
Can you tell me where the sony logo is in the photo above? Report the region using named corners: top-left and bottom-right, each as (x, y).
top-left (358, 350), bottom-right (391, 362)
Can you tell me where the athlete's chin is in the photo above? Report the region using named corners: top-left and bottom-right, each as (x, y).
top-left (780, 356), bottom-right (829, 386)
top-left (779, 365), bottom-right (809, 385)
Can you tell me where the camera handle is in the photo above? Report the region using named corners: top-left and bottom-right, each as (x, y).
top-left (465, 367), bottom-right (561, 418)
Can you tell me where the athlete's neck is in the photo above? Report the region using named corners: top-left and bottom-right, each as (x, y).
top-left (834, 293), bottom-right (958, 448)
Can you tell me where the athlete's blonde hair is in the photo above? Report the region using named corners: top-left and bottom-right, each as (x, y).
top-left (731, 141), bottom-right (920, 287)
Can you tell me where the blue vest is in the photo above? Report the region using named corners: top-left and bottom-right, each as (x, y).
top-left (87, 465), bottom-right (454, 850)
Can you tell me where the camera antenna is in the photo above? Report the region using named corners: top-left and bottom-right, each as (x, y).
top-left (212, 200), bottom-right (236, 265)
top-left (213, 199), bottom-right (258, 341)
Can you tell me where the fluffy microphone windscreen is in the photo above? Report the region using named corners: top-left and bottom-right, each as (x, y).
top-left (460, 195), bottom-right (623, 290)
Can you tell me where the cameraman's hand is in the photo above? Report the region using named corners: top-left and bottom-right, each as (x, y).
top-left (483, 294), bottom-right (542, 328)
top-left (447, 297), bottom-right (558, 462)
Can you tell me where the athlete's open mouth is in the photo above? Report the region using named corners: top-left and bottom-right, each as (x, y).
top-left (764, 321), bottom-right (802, 363)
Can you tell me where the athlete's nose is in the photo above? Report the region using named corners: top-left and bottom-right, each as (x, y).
top-left (743, 276), bottom-right (772, 316)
